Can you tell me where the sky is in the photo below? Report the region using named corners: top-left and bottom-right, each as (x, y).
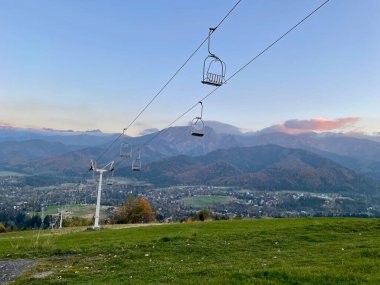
top-left (0, 0), bottom-right (379, 136)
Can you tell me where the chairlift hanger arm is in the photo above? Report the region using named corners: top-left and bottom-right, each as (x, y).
top-left (207, 27), bottom-right (217, 56)
top-left (136, 147), bottom-right (141, 159)
top-left (198, 101), bottom-right (203, 119)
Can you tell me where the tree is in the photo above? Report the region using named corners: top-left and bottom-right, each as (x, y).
top-left (28, 214), bottom-right (42, 229)
top-left (112, 195), bottom-right (154, 224)
top-left (15, 212), bottom-right (27, 228)
top-left (0, 223), bottom-right (5, 233)
top-left (194, 209), bottom-right (211, 222)
top-left (113, 195), bottom-right (134, 224)
top-left (131, 197), bottom-right (154, 223)
top-left (43, 215), bottom-right (53, 229)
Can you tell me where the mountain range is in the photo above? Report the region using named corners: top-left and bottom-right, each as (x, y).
top-left (131, 145), bottom-right (376, 193)
top-left (1, 123), bottom-right (380, 193)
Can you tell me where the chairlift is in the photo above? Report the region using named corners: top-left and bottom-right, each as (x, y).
top-left (132, 149), bottom-right (142, 171)
top-left (201, 27), bottom-right (226, 87)
top-left (120, 128), bottom-right (132, 158)
top-left (106, 175), bottom-right (114, 185)
top-left (191, 102), bottom-right (205, 137)
top-left (107, 167), bottom-right (115, 185)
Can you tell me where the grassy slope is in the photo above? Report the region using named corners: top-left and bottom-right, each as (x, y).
top-left (40, 204), bottom-right (111, 219)
top-left (0, 218), bottom-right (379, 284)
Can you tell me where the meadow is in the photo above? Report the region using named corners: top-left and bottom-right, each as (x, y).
top-left (0, 218), bottom-right (379, 284)
top-left (40, 204), bottom-right (112, 219)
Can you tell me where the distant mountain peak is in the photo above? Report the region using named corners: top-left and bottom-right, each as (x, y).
top-left (203, 121), bottom-right (243, 135)
top-left (84, 129), bottom-right (103, 134)
top-left (43, 128), bottom-right (75, 133)
top-left (139, 128), bottom-right (160, 136)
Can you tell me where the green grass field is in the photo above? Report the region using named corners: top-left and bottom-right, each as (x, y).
top-left (40, 204), bottom-right (112, 219)
top-left (179, 195), bottom-right (236, 208)
top-left (0, 218), bottom-right (379, 284)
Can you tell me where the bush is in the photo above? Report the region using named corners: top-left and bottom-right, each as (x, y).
top-left (194, 210), bottom-right (211, 222)
top-left (112, 195), bottom-right (155, 224)
top-left (0, 223), bottom-right (5, 233)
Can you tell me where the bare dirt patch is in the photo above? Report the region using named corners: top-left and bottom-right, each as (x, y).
top-left (0, 259), bottom-right (35, 284)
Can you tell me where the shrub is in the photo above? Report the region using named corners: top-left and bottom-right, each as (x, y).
top-left (112, 195), bottom-right (155, 224)
top-left (194, 209), bottom-right (211, 222)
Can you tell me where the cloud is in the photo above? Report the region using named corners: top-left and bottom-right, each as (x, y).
top-left (0, 121), bottom-right (14, 129)
top-left (283, 117), bottom-right (359, 131)
top-left (259, 117), bottom-right (360, 134)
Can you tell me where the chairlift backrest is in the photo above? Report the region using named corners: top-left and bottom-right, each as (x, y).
top-left (132, 149), bottom-right (142, 171)
top-left (120, 128), bottom-right (132, 158)
top-left (106, 173), bottom-right (114, 185)
top-left (191, 102), bottom-right (205, 137)
top-left (202, 56), bottom-right (226, 87)
top-left (132, 158), bottom-right (141, 171)
top-left (191, 117), bottom-right (205, 137)
top-left (120, 141), bottom-right (131, 158)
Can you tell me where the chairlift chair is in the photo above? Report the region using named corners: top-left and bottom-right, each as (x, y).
top-left (106, 176), bottom-right (114, 185)
top-left (107, 167), bottom-right (115, 185)
top-left (201, 28), bottom-right (226, 87)
top-left (106, 173), bottom-right (113, 185)
top-left (191, 117), bottom-right (205, 137)
top-left (120, 129), bottom-right (132, 158)
top-left (132, 158), bottom-right (141, 171)
top-left (132, 149), bottom-right (142, 171)
top-left (191, 102), bottom-right (205, 137)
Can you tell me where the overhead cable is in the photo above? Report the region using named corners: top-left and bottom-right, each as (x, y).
top-left (138, 0), bottom-right (331, 150)
top-left (93, 0), bottom-right (243, 165)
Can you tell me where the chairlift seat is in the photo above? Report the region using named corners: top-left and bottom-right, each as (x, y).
top-left (132, 158), bottom-right (141, 172)
top-left (191, 116), bottom-right (205, 137)
top-left (120, 142), bottom-right (131, 158)
top-left (191, 132), bottom-right (204, 137)
top-left (202, 72), bottom-right (224, 87)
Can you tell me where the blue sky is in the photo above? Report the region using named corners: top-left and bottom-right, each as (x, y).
top-left (0, 0), bottom-right (379, 135)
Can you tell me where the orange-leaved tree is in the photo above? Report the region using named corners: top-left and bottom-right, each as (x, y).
top-left (113, 195), bottom-right (154, 224)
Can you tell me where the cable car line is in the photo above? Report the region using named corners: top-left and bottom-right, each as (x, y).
top-left (81, 0), bottom-right (329, 181)
top-left (74, 1), bottom-right (242, 188)
top-left (123, 0), bottom-right (242, 134)
top-left (91, 0), bottom-right (242, 167)
top-left (136, 0), bottom-right (331, 152)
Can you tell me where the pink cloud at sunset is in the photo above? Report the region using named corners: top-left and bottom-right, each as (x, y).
top-left (260, 117), bottom-right (360, 134)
